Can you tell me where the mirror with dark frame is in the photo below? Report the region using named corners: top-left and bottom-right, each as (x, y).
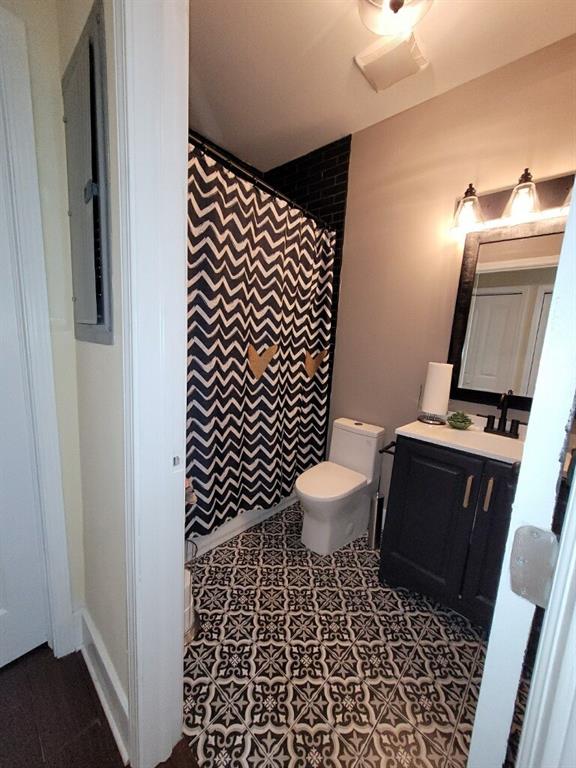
top-left (447, 218), bottom-right (567, 411)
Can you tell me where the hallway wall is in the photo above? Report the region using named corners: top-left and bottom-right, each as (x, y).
top-left (2, 0), bottom-right (129, 695)
top-left (56, 0), bottom-right (129, 692)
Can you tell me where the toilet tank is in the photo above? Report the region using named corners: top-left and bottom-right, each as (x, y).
top-left (328, 418), bottom-right (386, 483)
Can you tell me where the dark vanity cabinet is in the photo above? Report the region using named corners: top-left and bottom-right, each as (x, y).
top-left (379, 436), bottom-right (517, 628)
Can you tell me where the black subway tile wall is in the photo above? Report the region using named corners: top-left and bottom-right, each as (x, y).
top-left (264, 135), bottom-right (352, 424)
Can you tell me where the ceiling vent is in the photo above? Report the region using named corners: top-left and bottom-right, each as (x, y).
top-left (355, 34), bottom-right (428, 92)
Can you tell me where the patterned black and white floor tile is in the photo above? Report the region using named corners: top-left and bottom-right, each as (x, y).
top-left (184, 503), bottom-right (486, 767)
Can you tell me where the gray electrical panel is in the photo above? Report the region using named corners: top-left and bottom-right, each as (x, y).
top-left (62, 1), bottom-right (112, 344)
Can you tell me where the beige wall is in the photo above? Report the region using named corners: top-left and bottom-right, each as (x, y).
top-left (56, 0), bottom-right (129, 690)
top-left (56, 0), bottom-right (92, 72)
top-left (331, 35), bottom-right (576, 494)
top-left (0, 0), bottom-right (85, 610)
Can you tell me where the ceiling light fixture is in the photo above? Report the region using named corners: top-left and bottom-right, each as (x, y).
top-left (505, 168), bottom-right (540, 221)
top-left (358, 0), bottom-right (433, 38)
top-left (453, 183), bottom-right (483, 231)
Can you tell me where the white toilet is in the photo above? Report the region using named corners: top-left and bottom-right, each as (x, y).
top-left (295, 418), bottom-right (386, 555)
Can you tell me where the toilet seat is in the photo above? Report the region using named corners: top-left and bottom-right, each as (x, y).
top-left (296, 461), bottom-right (367, 502)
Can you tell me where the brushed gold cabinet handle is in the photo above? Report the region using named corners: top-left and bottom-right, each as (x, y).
top-left (463, 475), bottom-right (474, 509)
top-left (483, 477), bottom-right (494, 512)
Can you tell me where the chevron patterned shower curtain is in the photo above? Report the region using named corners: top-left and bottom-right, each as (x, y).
top-left (186, 144), bottom-right (335, 538)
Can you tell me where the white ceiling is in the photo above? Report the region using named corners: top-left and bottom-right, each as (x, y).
top-left (188, 0), bottom-right (576, 171)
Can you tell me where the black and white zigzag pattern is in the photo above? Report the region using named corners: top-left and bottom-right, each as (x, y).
top-left (186, 143), bottom-right (335, 538)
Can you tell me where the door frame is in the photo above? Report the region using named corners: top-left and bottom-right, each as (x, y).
top-left (112, 1), bottom-right (189, 766)
top-left (517, 476), bottom-right (576, 766)
top-left (468, 198), bottom-right (575, 765)
top-left (110, 3), bottom-right (576, 766)
top-left (0, 6), bottom-right (76, 658)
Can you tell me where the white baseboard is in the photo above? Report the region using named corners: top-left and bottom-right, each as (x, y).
top-left (73, 608), bottom-right (84, 650)
top-left (78, 609), bottom-right (130, 765)
top-left (193, 495), bottom-right (298, 556)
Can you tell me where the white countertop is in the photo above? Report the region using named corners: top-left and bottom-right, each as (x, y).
top-left (395, 420), bottom-right (524, 464)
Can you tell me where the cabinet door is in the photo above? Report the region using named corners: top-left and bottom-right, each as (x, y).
top-left (379, 437), bottom-right (483, 607)
top-left (460, 460), bottom-right (516, 627)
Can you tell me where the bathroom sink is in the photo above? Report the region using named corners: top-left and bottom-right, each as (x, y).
top-left (396, 421), bottom-right (524, 464)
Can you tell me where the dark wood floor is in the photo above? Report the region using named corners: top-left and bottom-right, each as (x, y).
top-left (0, 644), bottom-right (124, 768)
top-left (0, 644), bottom-right (197, 768)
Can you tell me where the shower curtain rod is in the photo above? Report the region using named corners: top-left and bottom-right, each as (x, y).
top-left (188, 130), bottom-right (332, 232)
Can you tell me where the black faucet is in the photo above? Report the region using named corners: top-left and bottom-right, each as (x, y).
top-left (481, 390), bottom-right (523, 439)
top-left (497, 390), bottom-right (513, 432)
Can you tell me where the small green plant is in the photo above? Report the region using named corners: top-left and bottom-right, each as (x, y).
top-left (447, 411), bottom-right (473, 430)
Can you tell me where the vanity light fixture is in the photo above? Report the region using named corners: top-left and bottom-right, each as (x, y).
top-left (451, 171), bottom-right (572, 238)
top-left (505, 168), bottom-right (540, 221)
top-left (358, 0), bottom-right (433, 38)
top-left (453, 183), bottom-right (483, 231)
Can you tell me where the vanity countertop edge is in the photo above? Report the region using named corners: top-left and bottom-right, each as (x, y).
top-left (395, 420), bottom-right (524, 464)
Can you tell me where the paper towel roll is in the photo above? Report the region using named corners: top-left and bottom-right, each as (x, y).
top-left (420, 362), bottom-right (453, 419)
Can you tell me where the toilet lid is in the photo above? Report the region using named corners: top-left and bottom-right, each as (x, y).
top-left (296, 461), bottom-right (367, 501)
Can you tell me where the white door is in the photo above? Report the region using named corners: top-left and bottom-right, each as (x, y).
top-left (0, 174), bottom-right (49, 667)
top-left (468, 201), bottom-right (576, 766)
top-left (460, 288), bottom-right (528, 392)
top-left (525, 288), bottom-right (553, 397)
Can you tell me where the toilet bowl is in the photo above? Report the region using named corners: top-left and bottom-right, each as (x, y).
top-left (296, 418), bottom-right (386, 555)
top-left (296, 461), bottom-right (370, 555)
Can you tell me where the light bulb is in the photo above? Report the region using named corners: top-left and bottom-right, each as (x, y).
top-left (510, 186), bottom-right (536, 217)
top-left (452, 183), bottom-right (482, 233)
top-left (358, 0), bottom-right (433, 38)
top-left (504, 168), bottom-right (540, 222)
